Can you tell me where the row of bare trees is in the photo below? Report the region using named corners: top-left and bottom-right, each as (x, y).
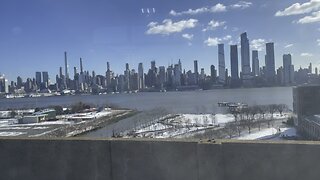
top-left (225, 104), bottom-right (289, 138)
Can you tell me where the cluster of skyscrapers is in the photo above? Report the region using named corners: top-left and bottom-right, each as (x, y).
top-left (0, 32), bottom-right (319, 95)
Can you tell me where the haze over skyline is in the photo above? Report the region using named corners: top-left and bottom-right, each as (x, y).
top-left (1, 0), bottom-right (320, 81)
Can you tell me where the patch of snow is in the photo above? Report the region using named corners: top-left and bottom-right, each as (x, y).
top-left (236, 128), bottom-right (278, 140)
top-left (0, 131), bottom-right (26, 137)
top-left (32, 126), bottom-right (49, 130)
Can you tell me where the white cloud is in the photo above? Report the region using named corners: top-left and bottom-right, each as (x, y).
top-left (317, 39), bottom-right (320, 45)
top-left (301, 52), bottom-right (313, 57)
top-left (297, 11), bottom-right (320, 24)
top-left (202, 19), bottom-right (226, 31)
top-left (204, 37), bottom-right (220, 46)
top-left (169, 3), bottom-right (226, 16)
top-left (275, 0), bottom-right (320, 16)
top-left (284, 44), bottom-right (294, 48)
top-left (223, 35), bottom-right (232, 41)
top-left (204, 35), bottom-right (232, 46)
top-left (146, 19), bottom-right (198, 35)
top-left (230, 1), bottom-right (253, 9)
top-left (250, 39), bottom-right (266, 51)
top-left (182, 33), bottom-right (194, 40)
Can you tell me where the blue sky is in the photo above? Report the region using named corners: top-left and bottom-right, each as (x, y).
top-left (1, 0), bottom-right (320, 82)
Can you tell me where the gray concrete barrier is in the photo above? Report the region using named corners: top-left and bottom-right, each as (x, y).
top-left (0, 138), bottom-right (319, 180)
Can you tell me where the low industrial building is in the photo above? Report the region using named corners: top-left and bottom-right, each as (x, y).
top-left (33, 109), bottom-right (56, 120)
top-left (20, 114), bottom-right (47, 124)
top-left (19, 109), bottom-right (56, 124)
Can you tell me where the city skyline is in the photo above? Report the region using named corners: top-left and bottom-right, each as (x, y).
top-left (1, 0), bottom-right (320, 80)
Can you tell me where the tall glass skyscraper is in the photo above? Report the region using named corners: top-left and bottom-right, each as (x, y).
top-left (265, 42), bottom-right (276, 83)
top-left (230, 45), bottom-right (239, 86)
top-left (218, 44), bottom-right (226, 84)
top-left (241, 32), bottom-right (251, 85)
top-left (252, 50), bottom-right (259, 76)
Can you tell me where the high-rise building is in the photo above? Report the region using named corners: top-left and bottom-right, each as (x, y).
top-left (124, 63), bottom-right (130, 91)
top-left (218, 44), bottom-right (226, 84)
top-left (158, 66), bottom-right (166, 89)
top-left (42, 71), bottom-right (49, 88)
top-left (265, 42), bottom-right (276, 84)
top-left (316, 67), bottom-right (318, 75)
top-left (210, 65), bottom-right (217, 83)
top-left (138, 63), bottom-right (145, 90)
top-left (283, 54), bottom-right (294, 85)
top-left (241, 32), bottom-right (251, 84)
top-left (174, 64), bottom-right (182, 86)
top-left (151, 61), bottom-right (156, 72)
top-left (17, 76), bottom-right (23, 89)
top-left (35, 72), bottom-right (42, 88)
top-left (230, 45), bottom-right (239, 86)
top-left (106, 62), bottom-right (112, 88)
top-left (252, 50), bottom-right (259, 76)
top-left (309, 63), bottom-right (312, 74)
top-left (64, 51), bottom-right (69, 80)
top-left (80, 58), bottom-right (83, 74)
top-left (194, 60), bottom-right (199, 84)
top-left (178, 59), bottom-right (182, 72)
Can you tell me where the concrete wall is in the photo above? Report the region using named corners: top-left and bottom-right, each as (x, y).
top-left (1, 138), bottom-right (320, 180)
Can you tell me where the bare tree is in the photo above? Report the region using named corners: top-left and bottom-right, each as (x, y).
top-left (209, 114), bottom-right (215, 126)
top-left (203, 116), bottom-right (209, 126)
top-left (276, 104), bottom-right (288, 116)
top-left (225, 122), bottom-right (237, 138)
top-left (267, 104), bottom-right (277, 127)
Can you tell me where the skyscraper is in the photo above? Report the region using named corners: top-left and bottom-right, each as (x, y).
top-left (252, 50), bottom-right (259, 76)
top-left (35, 72), bottom-right (42, 88)
top-left (80, 58), bottom-right (83, 74)
top-left (42, 71), bottom-right (49, 88)
top-left (194, 60), bottom-right (199, 84)
top-left (138, 63), bottom-right (145, 90)
top-left (218, 44), bottom-right (226, 84)
top-left (210, 65), bottom-right (217, 83)
top-left (230, 45), bottom-right (239, 86)
top-left (64, 51), bottom-right (69, 80)
top-left (106, 62), bottom-right (112, 88)
top-left (241, 32), bottom-right (251, 85)
top-left (265, 42), bottom-right (276, 84)
top-left (158, 66), bottom-right (166, 88)
top-left (283, 54), bottom-right (294, 85)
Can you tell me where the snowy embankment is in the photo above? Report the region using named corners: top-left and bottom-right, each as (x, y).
top-left (126, 112), bottom-right (292, 139)
top-left (236, 127), bottom-right (297, 140)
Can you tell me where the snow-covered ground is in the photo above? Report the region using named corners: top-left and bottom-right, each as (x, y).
top-left (125, 113), bottom-right (292, 139)
top-left (236, 127), bottom-right (297, 140)
top-left (0, 132), bottom-right (27, 136)
top-left (125, 113), bottom-right (242, 138)
top-left (0, 109), bottom-right (113, 137)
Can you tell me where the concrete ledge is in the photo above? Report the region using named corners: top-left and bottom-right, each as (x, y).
top-left (0, 138), bottom-right (319, 180)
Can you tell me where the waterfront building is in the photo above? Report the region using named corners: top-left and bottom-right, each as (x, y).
top-left (293, 85), bottom-right (320, 139)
